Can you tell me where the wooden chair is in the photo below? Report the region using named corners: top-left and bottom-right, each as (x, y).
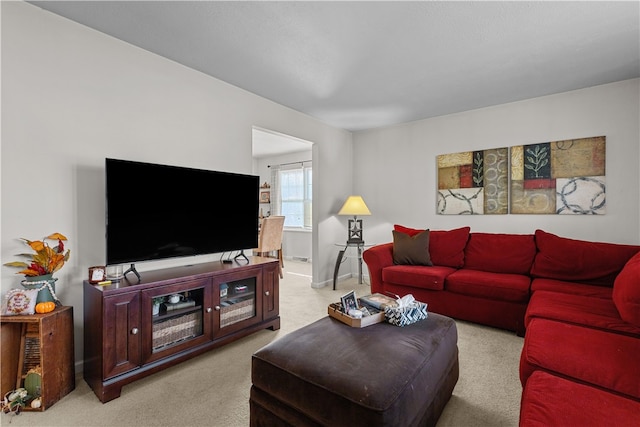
top-left (253, 216), bottom-right (285, 278)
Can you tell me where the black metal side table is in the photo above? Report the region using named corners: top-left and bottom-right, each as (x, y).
top-left (332, 242), bottom-right (373, 290)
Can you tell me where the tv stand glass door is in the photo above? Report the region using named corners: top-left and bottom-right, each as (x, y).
top-left (141, 278), bottom-right (213, 364)
top-left (213, 268), bottom-right (263, 337)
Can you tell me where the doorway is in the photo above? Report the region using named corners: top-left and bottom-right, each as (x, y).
top-left (252, 127), bottom-right (314, 265)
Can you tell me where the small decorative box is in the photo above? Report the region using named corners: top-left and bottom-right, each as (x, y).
top-left (384, 301), bottom-right (428, 327)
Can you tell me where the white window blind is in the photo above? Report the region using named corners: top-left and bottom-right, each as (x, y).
top-left (271, 164), bottom-right (312, 229)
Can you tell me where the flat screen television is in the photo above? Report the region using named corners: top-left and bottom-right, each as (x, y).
top-left (106, 158), bottom-right (259, 267)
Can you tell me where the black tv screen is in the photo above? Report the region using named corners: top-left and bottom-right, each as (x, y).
top-left (106, 158), bottom-right (259, 265)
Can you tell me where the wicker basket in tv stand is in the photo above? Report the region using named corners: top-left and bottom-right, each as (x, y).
top-left (83, 257), bottom-right (280, 403)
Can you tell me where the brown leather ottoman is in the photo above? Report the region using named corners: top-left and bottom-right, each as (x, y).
top-left (250, 313), bottom-right (458, 426)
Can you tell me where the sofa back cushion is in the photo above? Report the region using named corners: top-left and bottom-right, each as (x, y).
top-left (393, 224), bottom-right (471, 268)
top-left (613, 251), bottom-right (640, 327)
top-left (530, 230), bottom-right (640, 286)
top-left (394, 225), bottom-right (470, 268)
top-left (464, 233), bottom-right (536, 275)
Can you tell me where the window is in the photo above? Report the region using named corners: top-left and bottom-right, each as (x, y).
top-left (273, 165), bottom-right (312, 229)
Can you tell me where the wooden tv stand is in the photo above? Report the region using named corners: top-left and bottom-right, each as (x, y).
top-left (83, 257), bottom-right (280, 403)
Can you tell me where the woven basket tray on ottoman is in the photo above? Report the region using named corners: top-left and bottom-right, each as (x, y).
top-left (250, 313), bottom-right (458, 427)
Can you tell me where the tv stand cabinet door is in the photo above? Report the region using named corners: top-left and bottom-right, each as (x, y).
top-left (262, 261), bottom-right (280, 321)
top-left (140, 279), bottom-right (213, 364)
top-left (103, 292), bottom-right (141, 380)
top-left (212, 267), bottom-right (263, 338)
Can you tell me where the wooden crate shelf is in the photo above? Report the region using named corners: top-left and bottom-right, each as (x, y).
top-left (1, 306), bottom-right (75, 411)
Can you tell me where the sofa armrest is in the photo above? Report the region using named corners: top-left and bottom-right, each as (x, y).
top-left (363, 243), bottom-right (394, 294)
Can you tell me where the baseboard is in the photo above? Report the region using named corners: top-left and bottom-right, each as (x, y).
top-left (283, 256), bottom-right (312, 263)
top-left (311, 273), bottom-right (371, 289)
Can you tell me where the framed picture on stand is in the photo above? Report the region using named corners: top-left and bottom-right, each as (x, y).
top-left (260, 191), bottom-right (271, 203)
top-left (89, 266), bottom-right (106, 284)
top-left (341, 290), bottom-right (358, 314)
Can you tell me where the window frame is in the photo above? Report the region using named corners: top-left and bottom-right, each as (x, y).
top-left (276, 165), bottom-right (312, 230)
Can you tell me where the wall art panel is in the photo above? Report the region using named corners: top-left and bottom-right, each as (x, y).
top-left (483, 148), bottom-right (509, 214)
top-left (437, 148), bottom-right (508, 215)
top-left (510, 136), bottom-right (606, 214)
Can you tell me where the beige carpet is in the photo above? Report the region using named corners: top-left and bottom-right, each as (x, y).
top-left (2, 261), bottom-right (523, 426)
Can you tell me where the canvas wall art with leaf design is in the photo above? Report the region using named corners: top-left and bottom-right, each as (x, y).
top-left (511, 136), bottom-right (606, 214)
top-left (436, 136), bottom-right (605, 215)
top-left (437, 147), bottom-right (509, 215)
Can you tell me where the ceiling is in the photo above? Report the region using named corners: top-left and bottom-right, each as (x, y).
top-left (28, 1), bottom-right (640, 133)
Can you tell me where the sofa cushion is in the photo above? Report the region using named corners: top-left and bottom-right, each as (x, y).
top-left (394, 225), bottom-right (470, 268)
top-left (520, 318), bottom-right (640, 400)
top-left (463, 233), bottom-right (535, 275)
top-left (392, 229), bottom-right (432, 266)
top-left (382, 265), bottom-right (456, 291)
top-left (525, 290), bottom-right (640, 337)
top-left (530, 278), bottom-right (613, 299)
top-left (445, 269), bottom-right (531, 303)
top-left (613, 251), bottom-right (640, 327)
top-left (520, 371), bottom-right (640, 427)
top-left (530, 230), bottom-right (640, 286)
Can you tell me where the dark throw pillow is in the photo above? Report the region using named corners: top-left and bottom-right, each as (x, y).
top-left (392, 229), bottom-right (432, 266)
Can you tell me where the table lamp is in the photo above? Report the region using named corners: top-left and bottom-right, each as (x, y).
top-left (338, 196), bottom-right (371, 244)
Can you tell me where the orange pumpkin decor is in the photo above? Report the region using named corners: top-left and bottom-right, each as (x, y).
top-left (35, 301), bottom-right (55, 314)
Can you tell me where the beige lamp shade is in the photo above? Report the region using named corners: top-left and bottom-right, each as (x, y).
top-left (338, 196), bottom-right (371, 216)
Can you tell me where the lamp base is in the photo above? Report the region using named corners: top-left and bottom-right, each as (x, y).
top-left (347, 218), bottom-right (363, 244)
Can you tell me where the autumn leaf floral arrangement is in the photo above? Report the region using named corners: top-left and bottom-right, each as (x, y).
top-left (4, 232), bottom-right (70, 277)
top-left (4, 232), bottom-right (71, 306)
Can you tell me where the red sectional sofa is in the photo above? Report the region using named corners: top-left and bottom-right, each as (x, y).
top-left (520, 245), bottom-right (640, 426)
top-left (362, 227), bottom-right (640, 426)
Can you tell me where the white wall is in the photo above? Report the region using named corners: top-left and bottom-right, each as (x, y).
top-left (1, 2), bottom-right (351, 366)
top-left (353, 79), bottom-right (640, 247)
